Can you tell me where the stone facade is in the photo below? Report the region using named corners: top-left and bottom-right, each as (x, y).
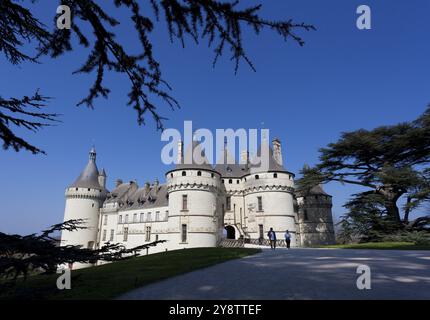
top-left (61, 140), bottom-right (335, 267)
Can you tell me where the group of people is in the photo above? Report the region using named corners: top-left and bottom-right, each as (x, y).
top-left (267, 228), bottom-right (291, 250)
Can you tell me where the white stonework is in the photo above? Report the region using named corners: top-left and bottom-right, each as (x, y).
top-left (61, 140), bottom-right (335, 268)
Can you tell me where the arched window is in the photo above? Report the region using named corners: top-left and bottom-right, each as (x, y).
top-left (273, 173), bottom-right (278, 178)
top-left (182, 171), bottom-right (186, 176)
top-left (255, 175), bottom-right (259, 180)
top-left (197, 171), bottom-right (202, 176)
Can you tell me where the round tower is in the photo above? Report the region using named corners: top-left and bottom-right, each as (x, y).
top-left (243, 138), bottom-right (297, 246)
top-left (296, 185), bottom-right (336, 246)
top-left (165, 140), bottom-right (223, 248)
top-left (61, 147), bottom-right (107, 256)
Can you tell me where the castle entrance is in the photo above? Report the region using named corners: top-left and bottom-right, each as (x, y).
top-left (225, 225), bottom-right (236, 239)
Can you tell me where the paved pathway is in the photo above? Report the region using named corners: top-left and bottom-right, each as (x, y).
top-left (118, 248), bottom-right (430, 300)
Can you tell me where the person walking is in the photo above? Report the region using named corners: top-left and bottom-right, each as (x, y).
top-left (284, 230), bottom-right (291, 249)
top-left (267, 227), bottom-right (277, 250)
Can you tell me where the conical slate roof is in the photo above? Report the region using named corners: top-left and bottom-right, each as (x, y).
top-left (249, 140), bottom-right (288, 173)
top-left (69, 148), bottom-right (102, 190)
top-left (214, 149), bottom-right (249, 177)
top-left (175, 141), bottom-right (214, 171)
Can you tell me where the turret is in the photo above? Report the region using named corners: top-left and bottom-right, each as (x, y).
top-left (296, 184), bottom-right (336, 246)
top-left (61, 147), bottom-right (107, 268)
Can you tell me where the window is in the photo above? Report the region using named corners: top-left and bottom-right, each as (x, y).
top-left (92, 203), bottom-right (95, 207)
top-left (197, 171), bottom-right (202, 176)
top-left (88, 188), bottom-right (91, 191)
top-left (182, 195), bottom-right (188, 210)
top-left (165, 210), bottom-right (169, 220)
top-left (211, 173), bottom-right (214, 178)
top-left (102, 229), bottom-right (107, 241)
top-left (155, 211), bottom-right (160, 221)
top-left (118, 215), bottom-right (122, 224)
top-left (103, 215), bottom-right (108, 226)
top-left (75, 188), bottom-right (78, 191)
top-left (237, 180), bottom-right (240, 184)
top-left (125, 214), bottom-right (129, 223)
top-left (222, 179), bottom-right (224, 184)
top-left (147, 212), bottom-right (152, 222)
top-left (170, 173), bottom-right (173, 178)
top-left (123, 227), bottom-right (128, 242)
top-left (226, 196), bottom-right (231, 211)
top-left (182, 171), bottom-right (186, 176)
top-left (181, 224), bottom-right (187, 243)
top-left (255, 175), bottom-right (259, 180)
top-left (140, 213), bottom-right (144, 222)
top-left (304, 209), bottom-right (309, 221)
top-left (273, 173), bottom-right (278, 178)
top-left (145, 226), bottom-right (151, 242)
top-left (110, 229), bottom-right (114, 241)
top-left (133, 213), bottom-right (137, 223)
top-left (228, 179), bottom-right (232, 184)
top-left (257, 196), bottom-right (263, 211)
top-left (155, 235), bottom-right (159, 241)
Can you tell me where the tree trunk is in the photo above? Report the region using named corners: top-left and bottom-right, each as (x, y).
top-left (377, 187), bottom-right (402, 223)
top-left (384, 199), bottom-right (401, 223)
top-left (403, 196), bottom-right (412, 224)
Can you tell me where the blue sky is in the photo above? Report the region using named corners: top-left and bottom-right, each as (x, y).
top-left (1, 0), bottom-right (429, 234)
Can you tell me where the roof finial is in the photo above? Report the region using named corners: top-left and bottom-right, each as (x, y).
top-left (89, 145), bottom-right (96, 162)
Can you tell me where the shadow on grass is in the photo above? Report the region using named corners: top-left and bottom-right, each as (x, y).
top-left (0, 247), bottom-right (261, 300)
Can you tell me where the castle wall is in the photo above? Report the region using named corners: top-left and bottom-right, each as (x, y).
top-left (297, 195), bottom-right (336, 246)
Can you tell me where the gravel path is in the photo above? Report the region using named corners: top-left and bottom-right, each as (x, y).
top-left (118, 248), bottom-right (430, 300)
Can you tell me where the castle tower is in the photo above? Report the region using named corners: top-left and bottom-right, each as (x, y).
top-left (166, 141), bottom-right (223, 248)
top-left (244, 139), bottom-right (297, 245)
top-left (61, 147), bottom-right (107, 262)
top-left (296, 184), bottom-right (336, 246)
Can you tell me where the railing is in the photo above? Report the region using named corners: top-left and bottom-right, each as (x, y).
top-left (218, 239), bottom-right (245, 248)
top-left (248, 238), bottom-right (288, 247)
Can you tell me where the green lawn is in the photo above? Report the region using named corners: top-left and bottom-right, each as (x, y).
top-left (0, 247), bottom-right (260, 300)
top-left (320, 241), bottom-right (430, 250)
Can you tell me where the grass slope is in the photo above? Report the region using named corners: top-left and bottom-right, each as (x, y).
top-left (321, 242), bottom-right (430, 250)
top-left (0, 247), bottom-right (260, 300)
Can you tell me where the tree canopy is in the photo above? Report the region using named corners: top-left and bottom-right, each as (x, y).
top-left (0, 0), bottom-right (314, 154)
top-left (297, 107), bottom-right (430, 236)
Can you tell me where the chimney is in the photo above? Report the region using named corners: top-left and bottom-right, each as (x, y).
top-left (144, 181), bottom-right (150, 195)
top-left (153, 178), bottom-right (159, 195)
top-left (177, 140), bottom-right (183, 164)
top-left (272, 138), bottom-right (283, 166)
top-left (98, 168), bottom-right (106, 189)
top-left (240, 150), bottom-right (248, 165)
top-left (115, 179), bottom-right (123, 187)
